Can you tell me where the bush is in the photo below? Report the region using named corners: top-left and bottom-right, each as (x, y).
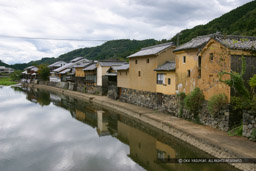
top-left (231, 96), bottom-right (250, 110)
top-left (177, 92), bottom-right (186, 117)
top-left (208, 94), bottom-right (228, 116)
top-left (228, 125), bottom-right (243, 136)
top-left (251, 96), bottom-right (256, 110)
top-left (250, 128), bottom-right (256, 141)
top-left (184, 88), bottom-right (205, 118)
top-left (249, 74), bottom-right (256, 89)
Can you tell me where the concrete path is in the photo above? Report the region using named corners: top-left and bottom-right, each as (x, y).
top-left (33, 84), bottom-right (256, 171)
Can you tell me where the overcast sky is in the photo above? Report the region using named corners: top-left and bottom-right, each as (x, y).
top-left (0, 0), bottom-right (252, 64)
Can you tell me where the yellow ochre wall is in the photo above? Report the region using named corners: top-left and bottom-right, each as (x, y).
top-left (156, 71), bottom-right (176, 95)
top-left (75, 67), bottom-right (85, 77)
top-left (128, 47), bottom-right (175, 92)
top-left (198, 39), bottom-right (231, 102)
top-left (175, 50), bottom-right (199, 94)
top-left (117, 70), bottom-right (130, 88)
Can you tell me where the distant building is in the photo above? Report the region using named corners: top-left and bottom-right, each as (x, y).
top-left (48, 61), bottom-right (67, 71)
top-left (51, 58), bottom-right (90, 82)
top-left (83, 63), bottom-right (97, 85)
top-left (22, 66), bottom-right (38, 81)
top-left (96, 61), bottom-right (125, 86)
top-left (74, 62), bottom-right (91, 84)
top-left (0, 66), bottom-right (14, 74)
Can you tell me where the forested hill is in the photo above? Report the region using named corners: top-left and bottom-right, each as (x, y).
top-left (9, 39), bottom-right (159, 70)
top-left (0, 60), bottom-right (10, 67)
top-left (171, 0), bottom-right (256, 45)
top-left (57, 39), bottom-right (158, 61)
top-left (7, 1), bottom-right (256, 70)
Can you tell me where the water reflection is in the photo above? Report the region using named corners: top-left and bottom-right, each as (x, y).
top-left (0, 86), bottom-right (238, 171)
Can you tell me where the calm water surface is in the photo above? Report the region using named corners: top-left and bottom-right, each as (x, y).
top-left (0, 86), bottom-right (238, 171)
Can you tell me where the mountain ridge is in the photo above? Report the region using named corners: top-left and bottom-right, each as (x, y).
top-left (3, 1), bottom-right (256, 70)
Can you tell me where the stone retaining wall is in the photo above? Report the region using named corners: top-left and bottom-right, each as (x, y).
top-left (40, 81), bottom-right (107, 96)
top-left (120, 87), bottom-right (230, 131)
top-left (200, 103), bottom-right (230, 131)
top-left (120, 88), bottom-right (159, 109)
top-left (107, 85), bottom-right (118, 100)
top-left (84, 85), bottom-right (105, 96)
top-left (243, 110), bottom-right (256, 141)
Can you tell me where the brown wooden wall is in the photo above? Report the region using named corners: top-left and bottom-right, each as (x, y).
top-left (231, 55), bottom-right (256, 89)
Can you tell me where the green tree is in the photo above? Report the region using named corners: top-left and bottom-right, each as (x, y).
top-left (38, 64), bottom-right (50, 81)
top-left (10, 70), bottom-right (22, 81)
top-left (249, 74), bottom-right (256, 94)
top-left (218, 56), bottom-right (249, 99)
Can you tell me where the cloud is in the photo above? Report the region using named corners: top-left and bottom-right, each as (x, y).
top-left (0, 0), bottom-right (252, 64)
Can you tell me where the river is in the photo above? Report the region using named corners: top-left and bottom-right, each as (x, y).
top-left (0, 86), bottom-right (238, 171)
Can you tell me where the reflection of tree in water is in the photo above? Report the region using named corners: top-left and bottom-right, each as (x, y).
top-left (37, 91), bottom-right (50, 106)
top-left (19, 87), bottom-right (51, 106)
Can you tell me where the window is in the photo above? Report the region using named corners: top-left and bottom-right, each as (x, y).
top-left (138, 71), bottom-right (141, 77)
top-left (168, 78), bottom-right (171, 85)
top-left (157, 73), bottom-right (165, 84)
top-left (187, 70), bottom-right (191, 77)
top-left (135, 60), bottom-right (138, 64)
top-left (210, 53), bottom-right (214, 61)
top-left (198, 56), bottom-right (201, 68)
top-left (147, 58), bottom-right (149, 63)
top-left (198, 56), bottom-right (202, 78)
top-left (183, 56), bottom-right (186, 63)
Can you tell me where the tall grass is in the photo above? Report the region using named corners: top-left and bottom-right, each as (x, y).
top-left (0, 77), bottom-right (17, 86)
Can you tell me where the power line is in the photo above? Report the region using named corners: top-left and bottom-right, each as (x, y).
top-left (0, 34), bottom-right (110, 42)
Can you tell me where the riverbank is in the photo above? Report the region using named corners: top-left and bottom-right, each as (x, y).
top-left (0, 77), bottom-right (16, 86)
top-left (29, 83), bottom-right (255, 171)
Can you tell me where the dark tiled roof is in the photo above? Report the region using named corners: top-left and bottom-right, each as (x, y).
top-left (48, 61), bottom-right (66, 67)
top-left (174, 34), bottom-right (215, 52)
top-left (116, 63), bottom-right (129, 71)
top-left (25, 66), bottom-right (36, 70)
top-left (154, 61), bottom-right (176, 71)
top-left (215, 35), bottom-right (256, 50)
top-left (83, 63), bottom-right (97, 71)
top-left (98, 61), bottom-right (125, 67)
top-left (74, 62), bottom-right (91, 68)
top-left (53, 63), bottom-right (75, 72)
top-left (128, 42), bottom-right (174, 58)
top-left (59, 68), bottom-right (71, 74)
top-left (174, 34), bottom-right (256, 52)
top-left (71, 57), bottom-right (84, 63)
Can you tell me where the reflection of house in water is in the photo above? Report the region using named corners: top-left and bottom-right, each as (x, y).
top-left (156, 141), bottom-right (175, 162)
top-left (96, 111), bottom-right (110, 137)
top-left (50, 93), bottom-right (61, 102)
top-left (73, 106), bottom-right (118, 137)
top-left (117, 121), bottom-right (176, 171)
top-left (74, 109), bottom-right (97, 128)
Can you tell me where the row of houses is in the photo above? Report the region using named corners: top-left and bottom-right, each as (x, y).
top-left (0, 66), bottom-right (14, 74)
top-left (116, 33), bottom-right (256, 102)
top-left (23, 33), bottom-right (256, 102)
top-left (49, 57), bottom-right (126, 87)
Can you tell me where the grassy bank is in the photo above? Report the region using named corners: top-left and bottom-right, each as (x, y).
top-left (0, 77), bottom-right (17, 86)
